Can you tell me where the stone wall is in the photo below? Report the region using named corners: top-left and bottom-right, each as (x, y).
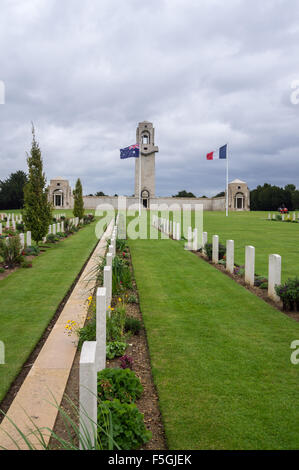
top-left (82, 195), bottom-right (226, 211)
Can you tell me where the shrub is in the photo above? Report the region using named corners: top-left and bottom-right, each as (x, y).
top-left (275, 278), bottom-right (299, 311)
top-left (21, 260), bottom-right (33, 269)
top-left (16, 222), bottom-right (25, 232)
top-left (56, 232), bottom-right (65, 239)
top-left (97, 368), bottom-right (143, 403)
top-left (46, 234), bottom-right (57, 244)
top-left (0, 235), bottom-right (23, 268)
top-left (97, 400), bottom-right (151, 450)
top-left (204, 242), bottom-right (226, 261)
top-left (106, 341), bottom-right (127, 360)
top-left (254, 276), bottom-right (268, 288)
top-left (22, 245), bottom-right (40, 257)
top-left (0, 267), bottom-right (5, 273)
top-left (125, 317), bottom-right (142, 335)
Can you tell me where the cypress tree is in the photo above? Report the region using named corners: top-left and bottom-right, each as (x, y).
top-left (23, 125), bottom-right (52, 245)
top-left (73, 178), bottom-right (84, 219)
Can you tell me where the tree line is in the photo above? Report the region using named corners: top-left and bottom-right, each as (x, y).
top-left (250, 184), bottom-right (299, 211)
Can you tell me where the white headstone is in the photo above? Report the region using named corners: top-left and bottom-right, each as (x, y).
top-left (245, 245), bottom-right (255, 286)
top-left (79, 341), bottom-right (97, 450)
top-left (202, 232), bottom-right (208, 255)
top-left (104, 266), bottom-right (112, 311)
top-left (96, 287), bottom-right (107, 372)
top-left (212, 235), bottom-right (219, 264)
top-left (20, 233), bottom-right (25, 249)
top-left (192, 228), bottom-right (198, 251)
top-left (226, 240), bottom-right (234, 274)
top-left (26, 231), bottom-right (32, 247)
top-left (268, 254), bottom-right (281, 302)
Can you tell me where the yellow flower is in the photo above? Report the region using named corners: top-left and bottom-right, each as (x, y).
top-left (118, 298), bottom-right (122, 302)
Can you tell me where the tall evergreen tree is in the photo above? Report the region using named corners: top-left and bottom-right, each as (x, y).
top-left (73, 178), bottom-right (84, 219)
top-left (0, 170), bottom-right (28, 209)
top-left (23, 126), bottom-right (52, 245)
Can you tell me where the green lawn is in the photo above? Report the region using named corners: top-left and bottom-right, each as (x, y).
top-left (0, 221), bottom-right (102, 404)
top-left (161, 210), bottom-right (298, 281)
top-left (129, 233), bottom-right (299, 449)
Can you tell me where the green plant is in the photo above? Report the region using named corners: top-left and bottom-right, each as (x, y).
top-left (46, 233), bottom-right (57, 244)
top-left (106, 341), bottom-right (127, 360)
top-left (98, 368), bottom-right (143, 403)
top-left (254, 276), bottom-right (268, 288)
top-left (16, 222), bottom-right (25, 232)
top-left (97, 400), bottom-right (151, 450)
top-left (116, 238), bottom-right (128, 252)
top-left (0, 267), bottom-right (5, 273)
top-left (73, 178), bottom-right (84, 220)
top-left (203, 242), bottom-right (226, 261)
top-left (275, 277), bottom-right (299, 311)
top-left (125, 317), bottom-right (142, 335)
top-left (21, 260), bottom-right (33, 269)
top-left (127, 294), bottom-right (138, 304)
top-left (0, 235), bottom-right (23, 268)
top-left (112, 255), bottom-right (132, 294)
top-left (23, 125), bottom-right (53, 245)
top-left (77, 317), bottom-right (96, 349)
top-left (22, 245), bottom-right (40, 257)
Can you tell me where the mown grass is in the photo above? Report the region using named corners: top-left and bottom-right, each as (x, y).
top-left (192, 210), bottom-right (299, 281)
top-left (0, 221), bottom-right (103, 404)
top-left (128, 232), bottom-right (299, 449)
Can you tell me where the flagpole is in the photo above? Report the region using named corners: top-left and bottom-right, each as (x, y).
top-left (226, 143), bottom-right (229, 217)
top-left (139, 135), bottom-right (142, 216)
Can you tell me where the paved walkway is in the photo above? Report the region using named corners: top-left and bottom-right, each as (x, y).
top-left (0, 220), bottom-right (114, 450)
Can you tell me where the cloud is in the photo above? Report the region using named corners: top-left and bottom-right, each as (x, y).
top-left (0, 0), bottom-right (299, 198)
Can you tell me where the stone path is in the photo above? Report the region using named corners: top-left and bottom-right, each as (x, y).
top-left (0, 220), bottom-right (114, 450)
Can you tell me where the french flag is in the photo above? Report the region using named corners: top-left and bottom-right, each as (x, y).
top-left (206, 144), bottom-right (227, 160)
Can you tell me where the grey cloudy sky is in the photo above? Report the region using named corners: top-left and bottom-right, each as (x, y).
top-left (0, 0), bottom-right (299, 197)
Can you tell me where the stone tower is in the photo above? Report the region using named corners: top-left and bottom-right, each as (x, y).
top-left (135, 121), bottom-right (159, 207)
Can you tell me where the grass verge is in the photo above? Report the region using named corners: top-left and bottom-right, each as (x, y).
top-left (129, 235), bottom-right (299, 449)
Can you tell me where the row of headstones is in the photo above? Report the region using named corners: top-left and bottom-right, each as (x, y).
top-left (0, 225), bottom-right (32, 248)
top-left (153, 216), bottom-right (282, 304)
top-left (0, 220), bottom-right (21, 231)
top-left (152, 216), bottom-right (201, 250)
top-left (268, 213), bottom-right (298, 221)
top-left (79, 220), bottom-right (118, 448)
top-left (153, 215), bottom-right (181, 241)
top-left (207, 234), bottom-right (281, 303)
top-left (54, 213), bottom-right (66, 221)
top-left (0, 213), bottom-right (23, 222)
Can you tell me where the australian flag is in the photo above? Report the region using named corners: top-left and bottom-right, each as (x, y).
top-left (120, 144), bottom-right (140, 159)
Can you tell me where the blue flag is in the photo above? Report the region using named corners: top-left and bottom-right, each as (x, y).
top-left (120, 144), bottom-right (140, 159)
top-left (219, 144), bottom-right (227, 159)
